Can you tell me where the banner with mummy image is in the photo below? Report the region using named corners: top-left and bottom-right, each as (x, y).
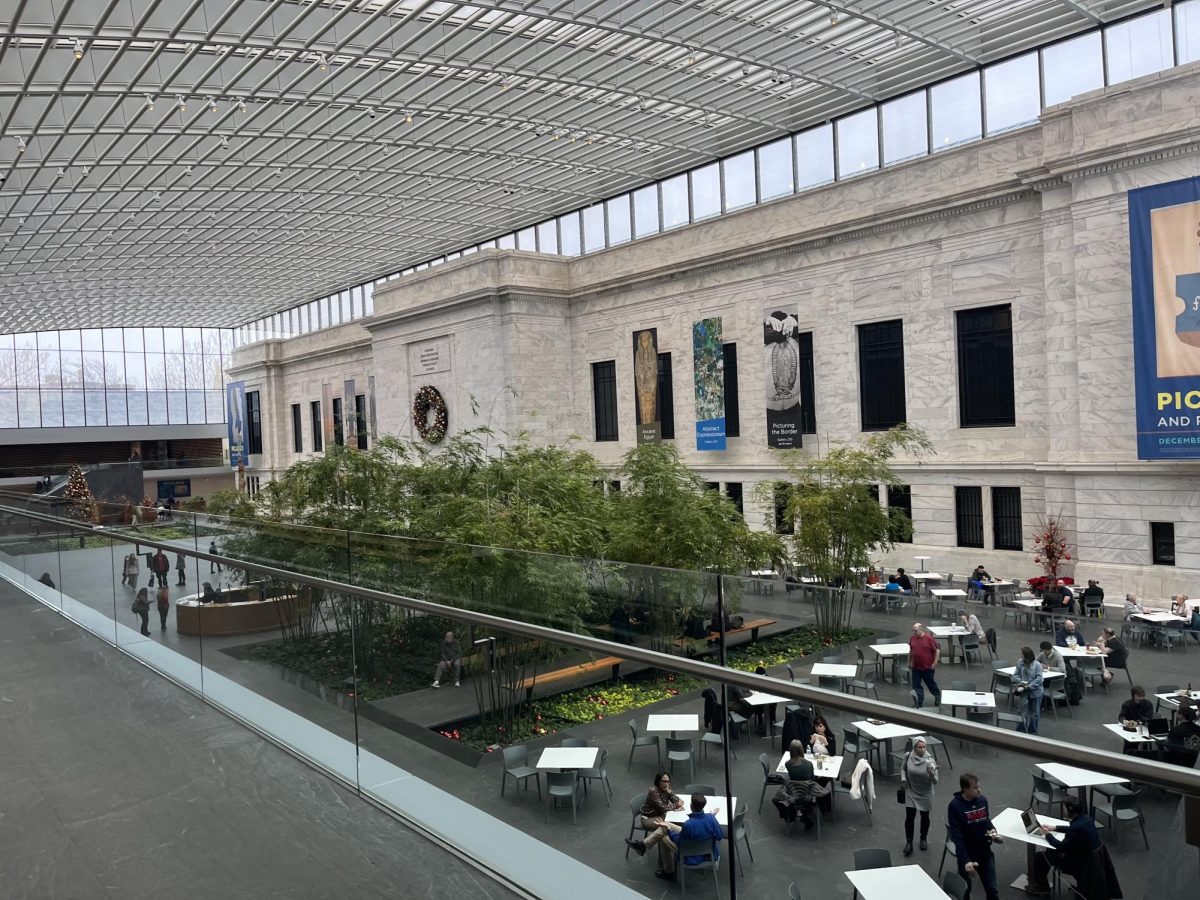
top-left (763, 307), bottom-right (803, 449)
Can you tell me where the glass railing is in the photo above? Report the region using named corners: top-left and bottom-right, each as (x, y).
top-left (1, 495), bottom-right (1196, 900)
top-left (0, 457), bottom-right (229, 481)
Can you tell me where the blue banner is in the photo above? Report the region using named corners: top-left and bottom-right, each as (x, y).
top-left (1130, 177), bottom-right (1200, 459)
top-left (226, 380), bottom-right (247, 467)
top-left (693, 317), bottom-right (726, 451)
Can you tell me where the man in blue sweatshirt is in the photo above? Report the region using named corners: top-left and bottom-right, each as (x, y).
top-left (1026, 796), bottom-right (1102, 895)
top-left (666, 793), bottom-right (725, 881)
top-left (947, 773), bottom-right (1003, 900)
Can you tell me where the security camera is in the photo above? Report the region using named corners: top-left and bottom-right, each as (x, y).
top-left (367, 107), bottom-right (376, 119)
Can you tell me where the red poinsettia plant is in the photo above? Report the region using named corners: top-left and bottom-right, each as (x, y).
top-left (1031, 517), bottom-right (1073, 589)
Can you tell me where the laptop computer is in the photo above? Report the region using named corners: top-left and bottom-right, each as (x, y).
top-left (1148, 717), bottom-right (1170, 738)
top-left (1019, 807), bottom-right (1042, 835)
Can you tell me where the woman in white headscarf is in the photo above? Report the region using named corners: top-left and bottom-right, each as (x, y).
top-left (901, 735), bottom-right (938, 857)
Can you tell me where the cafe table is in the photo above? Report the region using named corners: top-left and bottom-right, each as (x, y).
top-left (1036, 762), bottom-right (1128, 811)
top-left (992, 807), bottom-right (1071, 891)
top-left (811, 663), bottom-right (858, 691)
top-left (845, 864), bottom-right (944, 900)
top-left (1132, 611), bottom-right (1189, 625)
top-left (1012, 598), bottom-right (1044, 630)
top-left (927, 623), bottom-right (971, 663)
top-left (926, 589), bottom-right (966, 618)
top-left (745, 690), bottom-right (789, 735)
top-left (852, 719), bottom-right (924, 776)
top-left (1101, 722), bottom-right (1162, 748)
top-left (666, 795), bottom-right (737, 827)
top-left (996, 665), bottom-right (1065, 684)
top-left (646, 713), bottom-right (699, 739)
top-left (775, 752), bottom-right (844, 781)
top-left (939, 690), bottom-right (996, 717)
top-left (870, 643), bottom-right (911, 682)
top-left (914, 556), bottom-right (932, 572)
top-left (1153, 689), bottom-right (1200, 713)
top-left (535, 746), bottom-right (600, 771)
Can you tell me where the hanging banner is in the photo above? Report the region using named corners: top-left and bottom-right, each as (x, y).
top-left (763, 307), bottom-right (803, 449)
top-left (321, 383), bottom-right (335, 453)
top-left (343, 378), bottom-right (357, 447)
top-left (1131, 177), bottom-right (1200, 459)
top-left (692, 318), bottom-right (726, 451)
top-left (367, 375), bottom-right (378, 439)
top-left (632, 328), bottom-right (660, 444)
top-left (225, 381), bottom-right (247, 467)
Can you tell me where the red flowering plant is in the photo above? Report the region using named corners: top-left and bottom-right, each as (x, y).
top-left (1030, 517), bottom-right (1073, 594)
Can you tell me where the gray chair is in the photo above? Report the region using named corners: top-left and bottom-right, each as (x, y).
top-left (578, 748), bottom-right (612, 806)
top-left (942, 870), bottom-right (969, 900)
top-left (682, 783), bottom-right (717, 795)
top-left (1030, 772), bottom-right (1071, 815)
top-left (545, 771), bottom-right (580, 824)
top-left (560, 737), bottom-right (588, 748)
top-left (666, 738), bottom-right (696, 779)
top-left (960, 635), bottom-right (984, 668)
top-left (729, 804), bottom-right (753, 876)
top-left (758, 751), bottom-right (787, 812)
top-left (1091, 789), bottom-right (1149, 849)
top-left (1044, 683), bottom-right (1072, 719)
top-left (500, 745), bottom-right (541, 799)
top-left (938, 822), bottom-right (957, 876)
top-left (676, 836), bottom-right (721, 897)
top-left (701, 729), bottom-right (737, 762)
top-left (851, 848), bottom-right (892, 900)
top-left (625, 793), bottom-right (651, 859)
top-left (991, 671), bottom-right (1015, 708)
top-left (787, 884), bottom-right (802, 900)
top-left (1155, 685), bottom-right (1180, 715)
top-left (628, 719), bottom-right (661, 770)
top-left (950, 680), bottom-right (977, 692)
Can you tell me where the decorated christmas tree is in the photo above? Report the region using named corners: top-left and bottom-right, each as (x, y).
top-left (63, 465), bottom-right (96, 524)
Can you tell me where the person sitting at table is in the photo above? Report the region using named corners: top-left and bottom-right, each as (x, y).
top-left (1026, 796), bottom-right (1102, 896)
top-left (885, 574), bottom-right (904, 594)
top-left (625, 772), bottom-right (684, 880)
top-left (1170, 594), bottom-right (1191, 616)
top-left (808, 715), bottom-right (836, 757)
top-left (668, 794), bottom-right (724, 878)
top-left (865, 567), bottom-right (880, 586)
top-left (1055, 619), bottom-right (1083, 649)
top-left (1118, 686), bottom-right (1154, 724)
top-left (727, 683), bottom-right (754, 720)
top-left (959, 612), bottom-right (986, 642)
top-left (971, 564), bottom-right (992, 582)
top-left (707, 606), bottom-right (731, 635)
top-left (607, 603), bottom-right (635, 644)
top-left (1123, 593), bottom-right (1142, 620)
top-left (895, 568), bottom-right (914, 592)
top-left (785, 739), bottom-right (814, 782)
top-left (1081, 579), bottom-right (1104, 604)
top-left (701, 687), bottom-right (726, 735)
top-left (1036, 641), bottom-right (1063, 671)
top-left (1094, 627), bottom-right (1126, 684)
top-left (772, 760), bottom-right (827, 830)
top-left (1057, 580), bottom-right (1076, 614)
top-left (1164, 702), bottom-right (1200, 767)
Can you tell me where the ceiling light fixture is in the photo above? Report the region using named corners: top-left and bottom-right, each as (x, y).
top-left (830, 9), bottom-right (839, 25)
top-left (73, 39), bottom-right (84, 61)
top-left (687, 49), bottom-right (696, 65)
top-left (318, 54), bottom-right (329, 71)
top-left (209, 96), bottom-right (218, 113)
top-left (17, 136), bottom-right (27, 153)
top-left (144, 94), bottom-right (155, 111)
top-left (219, 135), bottom-right (229, 149)
top-left (741, 62), bottom-right (749, 76)
top-left (895, 32), bottom-right (903, 49)
top-left (367, 106), bottom-right (376, 119)
top-left (176, 95), bottom-right (187, 112)
top-left (237, 98), bottom-right (247, 113)
top-left (405, 112), bottom-right (414, 124)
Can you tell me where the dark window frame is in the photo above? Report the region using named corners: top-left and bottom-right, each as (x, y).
top-left (857, 319), bottom-right (906, 431)
top-left (1151, 521), bottom-right (1175, 566)
top-left (310, 400), bottom-right (323, 452)
top-left (991, 486), bottom-right (1023, 551)
top-left (592, 360), bottom-right (618, 442)
top-left (332, 397), bottom-right (344, 446)
top-left (722, 342), bottom-right (740, 438)
top-left (354, 393), bottom-right (368, 450)
top-left (955, 485), bottom-right (984, 549)
top-left (725, 482), bottom-right (744, 517)
top-left (291, 403), bottom-right (303, 453)
top-left (657, 352), bottom-right (675, 440)
top-left (887, 484), bottom-right (913, 544)
top-left (246, 390), bottom-right (263, 454)
top-left (798, 331), bottom-right (817, 435)
top-left (774, 482), bottom-right (794, 535)
top-left (957, 304), bottom-right (1016, 428)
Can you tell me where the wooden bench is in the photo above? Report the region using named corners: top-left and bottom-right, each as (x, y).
top-left (505, 656), bottom-right (625, 701)
top-left (674, 617), bottom-right (777, 650)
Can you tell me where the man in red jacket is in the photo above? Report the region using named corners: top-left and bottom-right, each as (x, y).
top-left (908, 622), bottom-right (942, 709)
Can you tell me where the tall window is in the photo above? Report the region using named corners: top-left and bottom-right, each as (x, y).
top-left (310, 400), bottom-right (323, 452)
top-left (955, 486), bottom-right (984, 548)
top-left (354, 394), bottom-right (368, 450)
top-left (992, 487), bottom-right (1023, 551)
top-left (722, 343), bottom-right (740, 438)
top-left (592, 360), bottom-right (618, 441)
top-left (798, 331), bottom-right (817, 434)
top-left (887, 484), bottom-right (913, 544)
top-left (1151, 522), bottom-right (1175, 566)
top-left (291, 403), bottom-right (303, 453)
top-left (725, 482), bottom-right (743, 517)
top-left (774, 482), bottom-right (794, 535)
top-left (857, 320), bottom-right (906, 431)
top-left (657, 353), bottom-right (675, 440)
top-left (246, 390), bottom-right (263, 454)
top-left (957, 305), bottom-right (1016, 427)
top-left (332, 397), bottom-right (344, 446)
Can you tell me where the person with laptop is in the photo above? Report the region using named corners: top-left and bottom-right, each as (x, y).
top-left (1025, 797), bottom-right (1101, 896)
top-left (1117, 686), bottom-right (1154, 725)
top-left (1164, 702), bottom-right (1200, 767)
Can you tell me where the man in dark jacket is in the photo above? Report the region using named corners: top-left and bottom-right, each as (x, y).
top-left (947, 773), bottom-right (1002, 900)
top-left (1117, 686), bottom-right (1154, 724)
top-left (1027, 797), bottom-right (1101, 895)
top-left (151, 549), bottom-right (170, 587)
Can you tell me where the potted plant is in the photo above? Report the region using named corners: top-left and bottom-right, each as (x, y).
top-left (1030, 517), bottom-right (1073, 595)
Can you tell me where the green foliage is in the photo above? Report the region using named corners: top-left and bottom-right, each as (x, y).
top-left (724, 626), bottom-right (871, 671)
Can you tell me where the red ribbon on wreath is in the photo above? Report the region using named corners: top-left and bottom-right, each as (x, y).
top-left (412, 385), bottom-right (448, 443)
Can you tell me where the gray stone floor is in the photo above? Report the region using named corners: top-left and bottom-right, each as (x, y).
top-left (4, 527), bottom-right (1199, 900)
top-left (0, 583), bottom-right (518, 900)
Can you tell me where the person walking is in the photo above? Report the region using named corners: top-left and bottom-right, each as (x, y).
top-left (151, 550), bottom-right (170, 588)
top-left (122, 552), bottom-right (139, 587)
top-left (156, 584), bottom-right (170, 632)
top-left (1013, 646), bottom-right (1045, 735)
top-left (132, 587), bottom-right (151, 637)
top-left (908, 622), bottom-right (942, 708)
top-left (175, 551), bottom-right (187, 586)
top-left (948, 773), bottom-right (1003, 900)
top-left (209, 540), bottom-right (222, 573)
top-left (901, 736), bottom-right (939, 856)
top-left (431, 631), bottom-right (462, 688)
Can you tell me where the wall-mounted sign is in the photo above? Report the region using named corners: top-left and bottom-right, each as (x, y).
top-left (1131, 177), bottom-right (1200, 459)
top-left (157, 479), bottom-right (191, 499)
top-left (226, 381), bottom-right (246, 467)
top-left (633, 328), bottom-right (660, 444)
top-left (763, 307), bottom-right (803, 449)
top-left (692, 318), bottom-right (726, 451)
top-left (409, 337), bottom-right (452, 377)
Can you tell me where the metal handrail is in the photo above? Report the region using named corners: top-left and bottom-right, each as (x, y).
top-left (4, 499), bottom-right (1199, 796)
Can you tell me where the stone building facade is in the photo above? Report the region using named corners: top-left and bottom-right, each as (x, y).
top-left (228, 64), bottom-right (1200, 600)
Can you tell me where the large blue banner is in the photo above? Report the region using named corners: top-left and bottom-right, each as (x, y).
top-left (1130, 177), bottom-right (1200, 459)
top-left (226, 381), bottom-right (247, 467)
top-left (692, 317), bottom-right (726, 451)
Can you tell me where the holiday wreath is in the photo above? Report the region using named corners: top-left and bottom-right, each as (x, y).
top-left (412, 385), bottom-right (448, 443)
